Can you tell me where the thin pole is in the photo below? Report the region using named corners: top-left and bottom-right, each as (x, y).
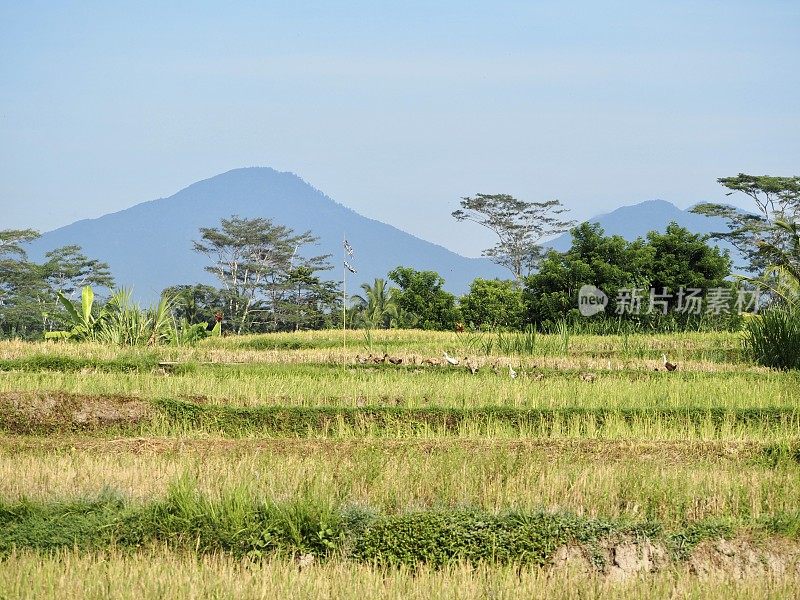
top-left (342, 233), bottom-right (346, 355)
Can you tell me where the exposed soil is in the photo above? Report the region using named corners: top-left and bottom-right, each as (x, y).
top-left (0, 391), bottom-right (152, 433)
top-left (551, 537), bottom-right (800, 580)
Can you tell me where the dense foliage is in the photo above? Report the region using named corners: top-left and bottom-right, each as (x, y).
top-left (524, 222), bottom-right (737, 331)
top-left (459, 278), bottom-right (524, 329)
top-left (386, 267), bottom-right (459, 330)
top-left (0, 230), bottom-right (113, 338)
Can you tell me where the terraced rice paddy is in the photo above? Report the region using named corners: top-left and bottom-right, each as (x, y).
top-left (1, 330), bottom-right (799, 598)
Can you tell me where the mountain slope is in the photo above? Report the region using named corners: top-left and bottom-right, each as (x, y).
top-left (26, 168), bottom-right (508, 302)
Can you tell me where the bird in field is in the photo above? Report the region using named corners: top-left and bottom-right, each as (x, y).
top-left (297, 553), bottom-right (315, 570)
top-left (464, 357), bottom-right (478, 375)
top-left (443, 351), bottom-right (460, 366)
top-left (388, 356), bottom-right (402, 365)
top-left (662, 354), bottom-right (678, 372)
top-left (509, 365), bottom-right (517, 379)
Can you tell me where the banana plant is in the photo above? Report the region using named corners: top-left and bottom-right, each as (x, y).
top-left (46, 285), bottom-right (211, 346)
top-left (45, 285), bottom-right (107, 341)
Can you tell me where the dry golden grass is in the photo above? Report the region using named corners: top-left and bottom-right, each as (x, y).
top-left (1, 436), bottom-right (797, 525)
top-left (1, 548), bottom-right (798, 600)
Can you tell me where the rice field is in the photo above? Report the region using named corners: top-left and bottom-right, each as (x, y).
top-left (1, 330), bottom-right (799, 598)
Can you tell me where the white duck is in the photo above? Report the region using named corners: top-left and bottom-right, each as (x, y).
top-left (443, 351), bottom-right (459, 366)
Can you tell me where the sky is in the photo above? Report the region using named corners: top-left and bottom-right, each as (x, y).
top-left (1, 0), bottom-right (799, 257)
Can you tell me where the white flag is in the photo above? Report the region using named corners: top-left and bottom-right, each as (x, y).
top-left (343, 239), bottom-right (354, 257)
top-left (344, 260), bottom-right (357, 274)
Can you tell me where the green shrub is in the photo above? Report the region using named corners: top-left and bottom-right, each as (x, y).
top-left (352, 510), bottom-right (616, 567)
top-left (3, 491), bottom-right (799, 566)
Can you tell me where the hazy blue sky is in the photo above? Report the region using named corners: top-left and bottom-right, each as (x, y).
top-left (2, 1), bottom-right (798, 257)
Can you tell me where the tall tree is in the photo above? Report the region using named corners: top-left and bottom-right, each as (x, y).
top-left (42, 245), bottom-right (114, 298)
top-left (452, 194), bottom-right (574, 280)
top-left (691, 174), bottom-right (800, 274)
top-left (193, 216), bottom-right (331, 334)
top-left (0, 229), bottom-right (39, 259)
top-left (262, 249), bottom-right (332, 331)
top-left (0, 230), bottom-right (45, 337)
top-left (753, 219), bottom-right (800, 304)
top-left (278, 266), bottom-right (341, 331)
top-left (0, 232), bottom-right (116, 337)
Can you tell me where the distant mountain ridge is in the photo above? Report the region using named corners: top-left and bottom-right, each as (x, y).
top-left (24, 170), bottom-right (742, 304)
top-left (547, 198), bottom-right (740, 265)
top-left (25, 168), bottom-right (508, 302)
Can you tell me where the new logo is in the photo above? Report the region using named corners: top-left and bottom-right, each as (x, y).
top-left (578, 285), bottom-right (608, 317)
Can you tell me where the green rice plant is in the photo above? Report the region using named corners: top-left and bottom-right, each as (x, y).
top-left (0, 353), bottom-right (160, 373)
top-left (12, 398), bottom-right (783, 440)
top-left (519, 325), bottom-right (537, 354)
top-left (557, 320), bottom-right (570, 354)
top-left (362, 327), bottom-right (374, 352)
top-left (493, 326), bottom-right (537, 356)
top-left (743, 304), bottom-right (800, 370)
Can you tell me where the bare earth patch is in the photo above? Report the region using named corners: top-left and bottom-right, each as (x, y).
top-left (0, 391), bottom-right (151, 433)
top-left (550, 537), bottom-right (800, 581)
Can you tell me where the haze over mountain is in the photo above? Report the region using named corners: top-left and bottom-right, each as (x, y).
top-left (25, 168), bottom-right (742, 304)
top-left (25, 168), bottom-right (508, 302)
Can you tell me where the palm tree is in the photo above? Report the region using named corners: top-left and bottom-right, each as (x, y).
top-left (350, 278), bottom-right (398, 329)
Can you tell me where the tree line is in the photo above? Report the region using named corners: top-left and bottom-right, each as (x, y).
top-left (1, 172), bottom-right (797, 339)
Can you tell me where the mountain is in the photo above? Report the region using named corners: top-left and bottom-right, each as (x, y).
top-left (547, 199), bottom-right (740, 264)
top-left (25, 167), bottom-right (508, 302)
